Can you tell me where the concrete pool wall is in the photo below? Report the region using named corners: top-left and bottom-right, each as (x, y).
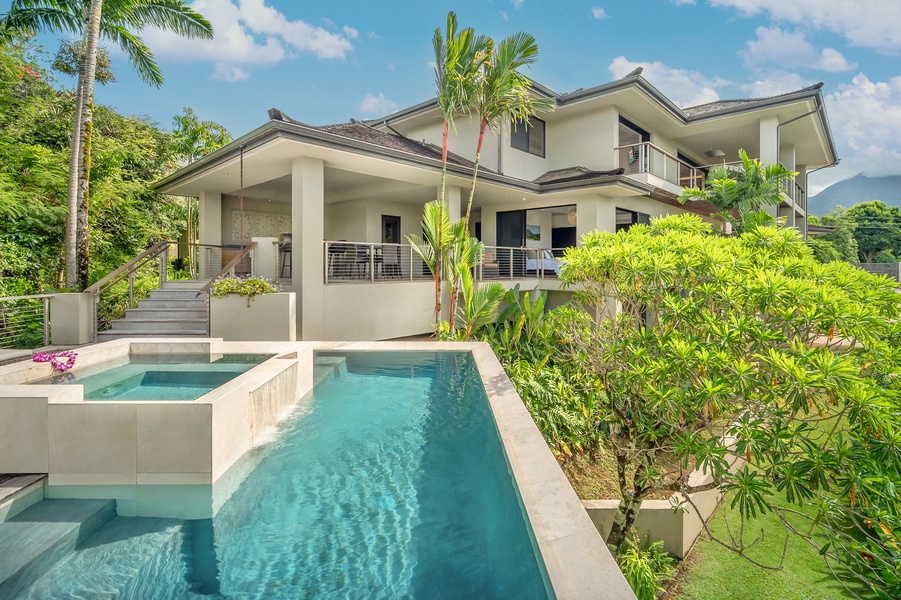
top-left (0, 338), bottom-right (314, 490)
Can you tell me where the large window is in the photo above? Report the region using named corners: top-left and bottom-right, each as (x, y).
top-left (511, 116), bottom-right (546, 157)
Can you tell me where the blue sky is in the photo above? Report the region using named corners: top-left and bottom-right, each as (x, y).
top-left (5, 0), bottom-right (901, 193)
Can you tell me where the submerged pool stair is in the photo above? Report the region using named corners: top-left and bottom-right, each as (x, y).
top-left (97, 280), bottom-right (211, 341)
top-left (0, 498), bottom-right (116, 597)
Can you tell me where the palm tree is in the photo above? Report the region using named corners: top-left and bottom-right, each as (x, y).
top-left (407, 200), bottom-right (452, 326)
top-left (2, 0), bottom-right (213, 288)
top-left (463, 32), bottom-right (554, 227)
top-left (678, 149), bottom-right (797, 233)
top-left (427, 12), bottom-right (488, 325)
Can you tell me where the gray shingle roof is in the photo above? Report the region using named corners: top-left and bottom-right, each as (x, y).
top-left (683, 83), bottom-right (824, 117)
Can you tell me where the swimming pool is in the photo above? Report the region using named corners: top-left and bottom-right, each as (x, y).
top-left (30, 353), bottom-right (274, 401)
top-left (11, 350), bottom-right (551, 598)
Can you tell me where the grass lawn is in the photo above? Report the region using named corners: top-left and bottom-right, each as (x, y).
top-left (675, 491), bottom-right (875, 600)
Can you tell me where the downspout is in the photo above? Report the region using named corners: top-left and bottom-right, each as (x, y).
top-left (497, 123), bottom-right (504, 175)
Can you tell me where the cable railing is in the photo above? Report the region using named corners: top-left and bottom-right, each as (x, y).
top-left (479, 247), bottom-right (568, 280)
top-left (0, 294), bottom-right (52, 350)
top-left (323, 241), bottom-right (433, 283)
top-left (196, 242), bottom-right (258, 297)
top-left (322, 241), bottom-right (569, 284)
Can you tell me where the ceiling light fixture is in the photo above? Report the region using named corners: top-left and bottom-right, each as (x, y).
top-left (704, 149), bottom-right (726, 158)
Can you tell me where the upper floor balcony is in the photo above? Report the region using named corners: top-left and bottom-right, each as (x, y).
top-left (615, 142), bottom-right (806, 214)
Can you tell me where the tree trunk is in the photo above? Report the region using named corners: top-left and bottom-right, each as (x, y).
top-left (64, 54), bottom-right (87, 288)
top-left (464, 119), bottom-right (487, 230)
top-left (434, 119), bottom-right (450, 327)
top-left (606, 496), bottom-right (643, 553)
top-left (73, 0), bottom-right (103, 291)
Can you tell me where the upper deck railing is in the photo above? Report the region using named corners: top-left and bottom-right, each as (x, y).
top-left (322, 241), bottom-right (568, 285)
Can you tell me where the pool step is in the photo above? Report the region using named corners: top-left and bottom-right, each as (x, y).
top-left (0, 498), bottom-right (116, 597)
top-left (15, 516), bottom-right (185, 600)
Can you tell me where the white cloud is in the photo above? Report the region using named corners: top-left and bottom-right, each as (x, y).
top-left (500, 10), bottom-right (509, 21)
top-left (608, 56), bottom-right (723, 107)
top-left (142, 0), bottom-right (354, 80)
top-left (591, 7), bottom-right (608, 20)
top-left (708, 0), bottom-right (901, 53)
top-left (213, 63), bottom-right (249, 81)
top-left (824, 73), bottom-right (901, 177)
top-left (343, 26), bottom-right (359, 39)
top-left (359, 92), bottom-right (399, 116)
top-left (671, 0), bottom-right (696, 4)
top-left (740, 26), bottom-right (856, 73)
top-left (737, 70), bottom-right (810, 97)
top-left (511, 0), bottom-right (524, 9)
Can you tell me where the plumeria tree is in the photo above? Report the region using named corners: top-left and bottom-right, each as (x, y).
top-left (557, 214), bottom-right (900, 596)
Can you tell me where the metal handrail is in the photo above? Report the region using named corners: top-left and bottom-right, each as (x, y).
top-left (85, 240), bottom-right (170, 296)
top-left (196, 242), bottom-right (258, 297)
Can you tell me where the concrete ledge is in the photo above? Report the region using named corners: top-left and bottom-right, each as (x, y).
top-left (0, 476), bottom-right (46, 523)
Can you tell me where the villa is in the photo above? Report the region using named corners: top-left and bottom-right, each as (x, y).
top-left (156, 68), bottom-right (837, 341)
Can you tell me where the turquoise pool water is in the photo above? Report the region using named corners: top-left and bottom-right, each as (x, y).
top-left (30, 354), bottom-right (273, 400)
top-left (15, 351), bottom-right (551, 598)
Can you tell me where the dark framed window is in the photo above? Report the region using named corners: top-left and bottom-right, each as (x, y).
top-left (511, 116), bottom-right (546, 157)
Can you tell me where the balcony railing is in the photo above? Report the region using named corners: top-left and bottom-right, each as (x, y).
top-left (322, 241), bottom-right (569, 284)
top-left (616, 142), bottom-right (705, 188)
top-left (618, 142), bottom-right (805, 210)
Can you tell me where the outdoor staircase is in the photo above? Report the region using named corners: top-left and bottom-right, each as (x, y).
top-left (96, 280), bottom-right (210, 341)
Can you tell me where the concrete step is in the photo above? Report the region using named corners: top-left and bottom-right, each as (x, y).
top-left (0, 498), bottom-right (116, 598)
top-left (148, 289), bottom-right (207, 301)
top-left (16, 516), bottom-right (184, 600)
top-left (137, 298), bottom-right (207, 310)
top-left (0, 475), bottom-right (45, 523)
top-left (161, 279), bottom-right (209, 290)
top-left (124, 308), bottom-right (208, 321)
top-left (97, 329), bottom-right (209, 341)
top-left (109, 319), bottom-right (206, 332)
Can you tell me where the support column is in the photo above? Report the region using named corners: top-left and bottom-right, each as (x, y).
top-left (759, 117), bottom-right (780, 218)
top-left (445, 185), bottom-right (463, 222)
top-left (198, 191), bottom-right (221, 279)
top-left (292, 157), bottom-right (325, 340)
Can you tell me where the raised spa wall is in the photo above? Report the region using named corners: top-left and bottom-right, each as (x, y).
top-left (0, 339), bottom-right (313, 497)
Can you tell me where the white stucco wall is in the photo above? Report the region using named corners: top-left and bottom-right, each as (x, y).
top-left (404, 116), bottom-right (502, 173)
top-left (322, 281), bottom-right (434, 340)
top-left (549, 106), bottom-right (618, 172)
top-left (326, 199), bottom-right (427, 244)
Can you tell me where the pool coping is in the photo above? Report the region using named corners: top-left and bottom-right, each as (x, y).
top-left (314, 341), bottom-right (636, 600)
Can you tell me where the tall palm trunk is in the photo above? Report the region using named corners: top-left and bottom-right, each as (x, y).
top-left (64, 72), bottom-right (85, 288)
top-left (434, 119), bottom-right (450, 325)
top-left (464, 119), bottom-right (487, 229)
top-left (74, 0), bottom-right (104, 291)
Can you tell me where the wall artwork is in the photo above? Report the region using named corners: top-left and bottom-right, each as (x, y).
top-left (526, 224), bottom-right (541, 241)
top-left (231, 210), bottom-right (291, 242)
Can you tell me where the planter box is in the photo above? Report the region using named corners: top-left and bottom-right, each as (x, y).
top-left (210, 292), bottom-right (296, 341)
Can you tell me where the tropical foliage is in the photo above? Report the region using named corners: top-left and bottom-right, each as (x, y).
top-left (1, 0), bottom-right (213, 289)
top-left (0, 37), bottom-right (226, 300)
top-left (679, 148), bottom-right (796, 233)
top-left (554, 214), bottom-right (900, 596)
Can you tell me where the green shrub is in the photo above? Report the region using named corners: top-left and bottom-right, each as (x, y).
top-left (618, 538), bottom-right (675, 600)
top-left (210, 276), bottom-right (279, 306)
